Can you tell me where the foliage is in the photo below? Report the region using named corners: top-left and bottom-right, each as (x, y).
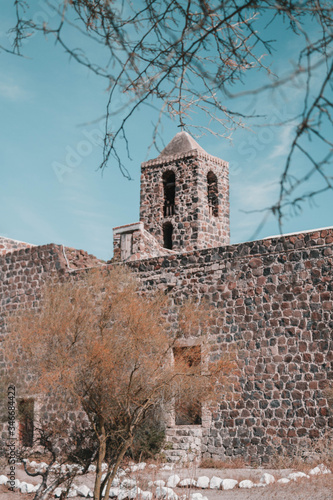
top-left (4, 267), bottom-right (235, 500)
top-left (128, 409), bottom-right (166, 460)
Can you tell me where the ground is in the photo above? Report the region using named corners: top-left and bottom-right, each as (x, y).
top-left (1, 462), bottom-right (332, 500)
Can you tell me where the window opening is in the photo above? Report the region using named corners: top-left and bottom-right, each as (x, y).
top-left (163, 171), bottom-right (175, 217)
top-left (18, 399), bottom-right (34, 447)
top-left (207, 171), bottom-right (218, 217)
top-left (173, 346), bottom-right (202, 425)
top-left (163, 222), bottom-right (173, 250)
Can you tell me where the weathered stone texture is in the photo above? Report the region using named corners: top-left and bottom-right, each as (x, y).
top-left (0, 236), bottom-right (34, 255)
top-left (0, 244), bottom-right (104, 445)
top-left (128, 228), bottom-right (333, 464)
top-left (164, 426), bottom-right (203, 462)
top-left (113, 222), bottom-right (176, 262)
top-left (140, 150), bottom-right (229, 252)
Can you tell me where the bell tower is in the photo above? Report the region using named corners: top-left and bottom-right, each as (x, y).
top-left (139, 132), bottom-right (230, 252)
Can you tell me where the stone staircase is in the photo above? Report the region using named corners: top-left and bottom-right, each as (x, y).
top-left (163, 426), bottom-right (202, 463)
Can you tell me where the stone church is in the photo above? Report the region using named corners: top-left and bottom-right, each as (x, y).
top-left (0, 132), bottom-right (332, 464)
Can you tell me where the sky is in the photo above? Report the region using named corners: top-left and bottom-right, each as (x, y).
top-left (0, 2), bottom-right (332, 261)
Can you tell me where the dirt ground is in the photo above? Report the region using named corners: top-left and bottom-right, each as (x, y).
top-left (0, 463), bottom-right (332, 500)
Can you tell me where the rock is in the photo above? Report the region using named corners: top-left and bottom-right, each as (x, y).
top-left (88, 464), bottom-right (97, 472)
top-left (190, 493), bottom-right (204, 500)
top-left (155, 486), bottom-right (178, 500)
top-left (77, 484), bottom-right (92, 497)
top-left (167, 475), bottom-right (180, 488)
top-left (260, 473), bottom-right (275, 485)
top-left (109, 487), bottom-right (121, 498)
top-left (253, 483), bottom-right (266, 488)
top-left (20, 482), bottom-right (35, 494)
top-left (209, 476), bottom-right (222, 489)
top-left (309, 464), bottom-right (331, 475)
top-left (33, 484), bottom-right (41, 493)
top-left (54, 487), bottom-right (64, 498)
top-left (141, 491), bottom-right (153, 500)
top-left (0, 476), bottom-right (8, 485)
top-left (161, 464), bottom-right (174, 471)
top-left (68, 489), bottom-right (77, 497)
top-left (121, 478), bottom-right (137, 489)
top-left (277, 478), bottom-right (290, 484)
top-left (288, 471), bottom-right (309, 481)
top-left (29, 461), bottom-right (38, 469)
top-left (18, 482), bottom-right (28, 493)
top-left (118, 489), bottom-right (131, 500)
top-left (239, 480), bottom-right (254, 489)
top-left (154, 480), bottom-right (166, 487)
top-left (148, 464), bottom-right (157, 469)
top-left (179, 478), bottom-right (197, 487)
top-left (128, 487), bottom-right (142, 499)
top-left (221, 479), bottom-right (238, 490)
top-left (8, 479), bottom-right (20, 489)
top-left (196, 476), bottom-right (210, 489)
top-left (110, 477), bottom-right (120, 487)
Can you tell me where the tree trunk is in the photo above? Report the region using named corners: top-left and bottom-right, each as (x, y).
top-left (102, 437), bottom-right (133, 500)
top-left (93, 421), bottom-right (107, 500)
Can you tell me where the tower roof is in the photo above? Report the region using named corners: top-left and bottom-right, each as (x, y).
top-left (158, 131), bottom-right (207, 158)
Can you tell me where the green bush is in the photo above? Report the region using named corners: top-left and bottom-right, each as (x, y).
top-left (129, 412), bottom-right (165, 460)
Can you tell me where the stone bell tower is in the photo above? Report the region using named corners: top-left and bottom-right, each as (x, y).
top-left (139, 132), bottom-right (230, 252)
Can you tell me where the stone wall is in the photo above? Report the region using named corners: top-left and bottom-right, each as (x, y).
top-left (0, 244), bottom-right (103, 323)
top-left (113, 222), bottom-right (177, 262)
top-left (1, 228), bottom-right (332, 464)
top-left (164, 426), bottom-right (203, 463)
top-left (0, 237), bottom-right (34, 256)
top-left (128, 228), bottom-right (333, 464)
top-left (0, 244), bottom-right (104, 447)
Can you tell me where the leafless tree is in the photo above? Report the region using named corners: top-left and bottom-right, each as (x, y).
top-left (3, 1), bottom-right (332, 229)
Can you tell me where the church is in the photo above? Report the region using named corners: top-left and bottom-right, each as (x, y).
top-left (0, 132), bottom-right (332, 464)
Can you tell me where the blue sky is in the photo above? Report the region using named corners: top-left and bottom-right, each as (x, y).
top-left (1, 3), bottom-right (332, 261)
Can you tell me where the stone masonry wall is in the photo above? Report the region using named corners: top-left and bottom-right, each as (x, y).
top-left (140, 150), bottom-right (230, 253)
top-left (128, 228), bottom-right (333, 464)
top-left (0, 244), bottom-right (104, 448)
top-left (113, 223), bottom-right (177, 262)
top-left (1, 228), bottom-right (332, 464)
